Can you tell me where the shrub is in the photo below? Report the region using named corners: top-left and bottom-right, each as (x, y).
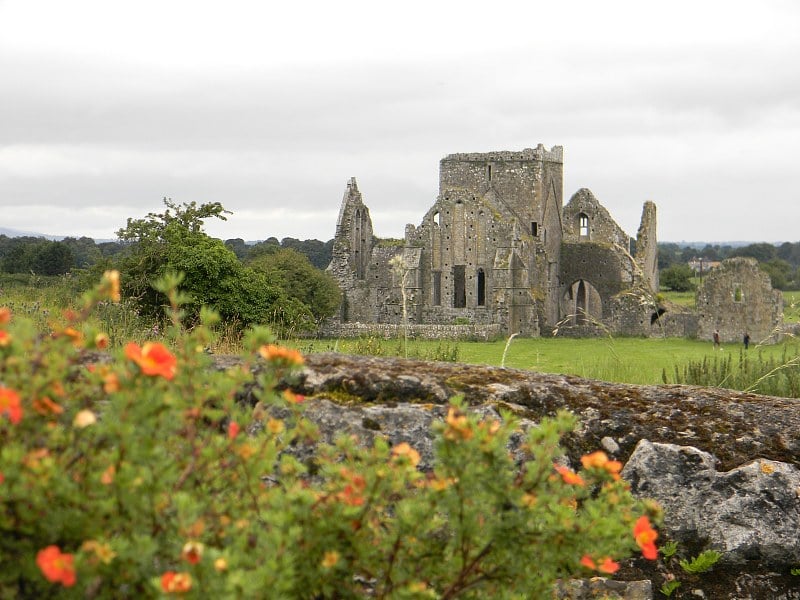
top-left (0, 273), bottom-right (659, 598)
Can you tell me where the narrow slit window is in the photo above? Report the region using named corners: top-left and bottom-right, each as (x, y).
top-left (578, 213), bottom-right (589, 238)
top-left (453, 265), bottom-right (466, 308)
top-left (477, 268), bottom-right (486, 306)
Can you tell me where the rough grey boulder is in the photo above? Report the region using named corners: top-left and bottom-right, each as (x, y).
top-left (622, 440), bottom-right (800, 567)
top-left (219, 352), bottom-right (800, 598)
top-left (281, 353), bottom-right (800, 471)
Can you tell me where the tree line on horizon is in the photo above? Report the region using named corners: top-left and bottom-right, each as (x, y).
top-left (0, 201), bottom-right (340, 334)
top-left (1, 228), bottom-right (799, 292)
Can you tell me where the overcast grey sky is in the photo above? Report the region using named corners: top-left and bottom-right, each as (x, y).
top-left (1, 0), bottom-right (798, 244)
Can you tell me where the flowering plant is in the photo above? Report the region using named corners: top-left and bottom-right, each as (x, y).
top-left (0, 272), bottom-right (658, 598)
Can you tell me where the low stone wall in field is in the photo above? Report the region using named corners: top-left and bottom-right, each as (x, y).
top-left (317, 322), bottom-right (503, 341)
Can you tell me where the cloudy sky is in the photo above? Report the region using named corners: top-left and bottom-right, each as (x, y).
top-left (1, 0), bottom-right (798, 244)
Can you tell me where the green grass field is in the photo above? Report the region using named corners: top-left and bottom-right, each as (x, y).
top-left (3, 273), bottom-right (799, 393)
top-left (297, 335), bottom-right (800, 387)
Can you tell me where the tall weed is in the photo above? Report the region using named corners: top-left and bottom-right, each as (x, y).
top-left (667, 345), bottom-right (800, 398)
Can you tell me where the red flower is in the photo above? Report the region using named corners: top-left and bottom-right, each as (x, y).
top-left (554, 464), bottom-right (585, 486)
top-left (36, 545), bottom-right (76, 587)
top-left (580, 554), bottom-right (620, 574)
top-left (282, 389), bottom-right (305, 404)
top-left (125, 342), bottom-right (177, 380)
top-left (228, 421), bottom-right (240, 440)
top-left (633, 515), bottom-right (659, 560)
top-left (0, 387), bottom-right (22, 425)
top-left (161, 571), bottom-right (192, 594)
top-left (181, 541), bottom-right (204, 565)
top-left (337, 468), bottom-right (367, 506)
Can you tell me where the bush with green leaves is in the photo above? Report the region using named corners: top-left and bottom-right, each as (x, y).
top-left (0, 273), bottom-right (659, 598)
top-left (115, 199), bottom-right (312, 332)
top-left (659, 264), bottom-right (696, 292)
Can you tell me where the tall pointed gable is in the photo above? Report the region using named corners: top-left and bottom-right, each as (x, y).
top-left (329, 177), bottom-right (374, 281)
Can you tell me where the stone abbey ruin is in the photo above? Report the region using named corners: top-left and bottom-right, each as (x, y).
top-left (326, 145), bottom-right (783, 342)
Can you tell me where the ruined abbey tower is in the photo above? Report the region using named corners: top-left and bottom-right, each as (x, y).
top-left (327, 145), bottom-right (659, 338)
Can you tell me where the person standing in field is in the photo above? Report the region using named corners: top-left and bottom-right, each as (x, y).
top-left (743, 332), bottom-right (750, 350)
top-left (713, 329), bottom-right (721, 349)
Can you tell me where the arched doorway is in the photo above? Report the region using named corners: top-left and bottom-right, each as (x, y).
top-left (561, 279), bottom-right (603, 325)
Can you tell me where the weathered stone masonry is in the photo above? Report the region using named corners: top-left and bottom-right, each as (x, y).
top-left (327, 145), bottom-right (660, 338)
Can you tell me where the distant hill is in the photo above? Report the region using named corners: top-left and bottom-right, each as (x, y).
top-left (0, 228), bottom-right (117, 243)
top-left (0, 226), bottom-right (59, 240)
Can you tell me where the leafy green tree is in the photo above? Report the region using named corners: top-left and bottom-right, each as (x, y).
top-left (660, 264), bottom-right (696, 292)
top-left (249, 248), bottom-right (341, 323)
top-left (115, 199), bottom-right (300, 329)
top-left (31, 241), bottom-right (74, 276)
top-left (246, 238), bottom-right (281, 261)
top-left (223, 238), bottom-right (250, 261)
top-left (777, 242), bottom-right (800, 269)
top-left (61, 237), bottom-right (102, 268)
top-left (731, 242), bottom-right (777, 263)
top-left (759, 258), bottom-right (794, 290)
top-left (279, 237), bottom-right (334, 270)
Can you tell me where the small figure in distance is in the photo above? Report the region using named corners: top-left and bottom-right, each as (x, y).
top-left (743, 331), bottom-right (750, 350)
top-left (713, 329), bottom-right (721, 350)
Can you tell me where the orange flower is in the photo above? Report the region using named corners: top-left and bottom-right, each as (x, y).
top-left (0, 387), bottom-right (22, 425)
top-left (258, 344), bottom-right (304, 366)
top-left (633, 515), bottom-right (659, 560)
top-left (0, 307), bottom-right (11, 324)
top-left (337, 468), bottom-right (367, 507)
top-left (33, 396), bottom-right (64, 416)
top-left (321, 550), bottom-right (340, 569)
top-left (161, 571), bottom-right (192, 594)
top-left (80, 540), bottom-right (116, 565)
top-left (100, 464), bottom-right (116, 485)
top-left (103, 372), bottom-right (120, 393)
top-left (101, 270), bottom-right (121, 302)
top-left (36, 545), bottom-right (77, 587)
top-left (581, 451), bottom-right (623, 480)
top-left (228, 421), bottom-right (240, 440)
top-left (125, 342), bottom-right (177, 380)
top-left (181, 541), bottom-right (204, 565)
top-left (62, 327), bottom-right (84, 347)
top-left (266, 417), bottom-right (285, 435)
top-left (554, 464), bottom-right (585, 486)
top-left (580, 554), bottom-right (619, 574)
top-left (444, 407), bottom-right (474, 441)
top-left (94, 332), bottom-right (110, 349)
top-left (214, 557), bottom-right (228, 572)
top-left (391, 442), bottom-right (421, 468)
top-left (0, 330), bottom-right (12, 347)
top-left (282, 389), bottom-right (305, 404)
